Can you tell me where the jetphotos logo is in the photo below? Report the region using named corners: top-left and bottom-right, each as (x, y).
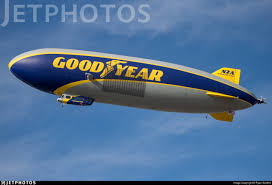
top-left (52, 57), bottom-right (164, 82)
top-left (0, 0), bottom-right (151, 27)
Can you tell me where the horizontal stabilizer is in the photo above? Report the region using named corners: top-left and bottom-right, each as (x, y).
top-left (206, 92), bottom-right (237, 99)
top-left (210, 112), bottom-right (234, 122)
top-left (212, 68), bottom-right (240, 84)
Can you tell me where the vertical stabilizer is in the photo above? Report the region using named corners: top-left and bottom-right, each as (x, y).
top-left (210, 112), bottom-right (234, 122)
top-left (212, 68), bottom-right (240, 84)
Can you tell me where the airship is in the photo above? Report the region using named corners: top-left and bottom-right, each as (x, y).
top-left (8, 49), bottom-right (265, 122)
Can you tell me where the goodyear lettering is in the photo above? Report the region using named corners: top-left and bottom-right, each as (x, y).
top-left (101, 60), bottom-right (127, 78)
top-left (90, 61), bottom-right (104, 73)
top-left (135, 68), bottom-right (148, 80)
top-left (66, 58), bottom-right (79, 70)
top-left (53, 57), bottom-right (66, 68)
top-left (52, 57), bottom-right (164, 82)
top-left (125, 66), bottom-right (138, 78)
top-left (79, 60), bottom-right (92, 71)
top-left (149, 70), bottom-right (164, 81)
top-left (115, 64), bottom-right (128, 76)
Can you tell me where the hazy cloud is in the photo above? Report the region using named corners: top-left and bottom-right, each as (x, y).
top-left (95, 0), bottom-right (272, 43)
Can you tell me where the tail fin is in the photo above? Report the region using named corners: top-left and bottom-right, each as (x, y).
top-left (210, 112), bottom-right (234, 122)
top-left (212, 68), bottom-right (240, 84)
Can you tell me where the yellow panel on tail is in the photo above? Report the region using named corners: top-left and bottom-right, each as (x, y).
top-left (212, 68), bottom-right (240, 84)
top-left (210, 112), bottom-right (234, 122)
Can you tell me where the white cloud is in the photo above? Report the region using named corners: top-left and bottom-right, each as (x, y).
top-left (0, 103), bottom-right (269, 180)
top-left (91, 0), bottom-right (272, 43)
top-left (0, 112), bottom-right (212, 179)
top-left (139, 113), bottom-right (217, 136)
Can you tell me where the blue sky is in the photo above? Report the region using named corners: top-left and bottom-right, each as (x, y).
top-left (0, 0), bottom-right (272, 180)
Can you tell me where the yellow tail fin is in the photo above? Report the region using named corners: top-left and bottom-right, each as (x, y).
top-left (210, 112), bottom-right (234, 122)
top-left (212, 68), bottom-right (240, 84)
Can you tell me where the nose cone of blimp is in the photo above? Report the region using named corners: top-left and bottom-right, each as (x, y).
top-left (8, 50), bottom-right (70, 94)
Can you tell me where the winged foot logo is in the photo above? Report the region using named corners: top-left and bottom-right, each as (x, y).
top-left (100, 60), bottom-right (128, 78)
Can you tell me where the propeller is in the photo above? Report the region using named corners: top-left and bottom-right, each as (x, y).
top-left (57, 96), bottom-right (66, 108)
top-left (257, 96), bottom-right (267, 104)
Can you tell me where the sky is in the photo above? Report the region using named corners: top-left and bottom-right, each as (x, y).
top-left (0, 0), bottom-right (272, 181)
